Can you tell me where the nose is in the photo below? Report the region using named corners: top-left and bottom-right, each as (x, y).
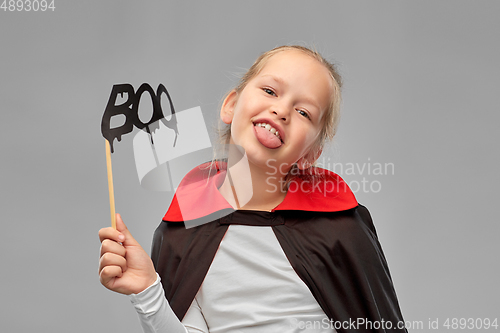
top-left (271, 102), bottom-right (291, 122)
top-left (272, 110), bottom-right (286, 121)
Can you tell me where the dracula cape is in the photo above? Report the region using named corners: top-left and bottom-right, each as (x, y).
top-left (151, 162), bottom-right (407, 333)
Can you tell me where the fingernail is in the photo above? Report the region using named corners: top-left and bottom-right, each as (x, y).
top-left (118, 234), bottom-right (125, 241)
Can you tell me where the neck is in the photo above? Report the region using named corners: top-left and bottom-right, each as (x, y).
top-left (218, 147), bottom-right (289, 212)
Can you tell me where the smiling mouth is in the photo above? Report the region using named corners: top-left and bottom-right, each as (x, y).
top-left (253, 122), bottom-right (283, 142)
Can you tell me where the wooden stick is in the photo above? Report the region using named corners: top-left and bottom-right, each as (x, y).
top-left (105, 139), bottom-right (116, 229)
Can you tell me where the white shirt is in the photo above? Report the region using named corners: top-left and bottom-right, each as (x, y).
top-left (130, 225), bottom-right (336, 333)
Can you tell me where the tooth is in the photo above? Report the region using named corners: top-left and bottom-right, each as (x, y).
top-left (256, 122), bottom-right (280, 138)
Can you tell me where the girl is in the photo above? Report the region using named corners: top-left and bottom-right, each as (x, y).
top-left (99, 46), bottom-right (407, 332)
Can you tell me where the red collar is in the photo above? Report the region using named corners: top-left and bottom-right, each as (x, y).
top-left (163, 161), bottom-right (358, 222)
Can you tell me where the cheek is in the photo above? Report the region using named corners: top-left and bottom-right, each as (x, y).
top-left (231, 97), bottom-right (260, 128)
top-left (231, 112), bottom-right (248, 134)
top-left (301, 124), bottom-right (321, 147)
top-left (291, 128), bottom-right (318, 158)
top-left (229, 110), bottom-right (250, 141)
top-left (299, 127), bottom-right (322, 157)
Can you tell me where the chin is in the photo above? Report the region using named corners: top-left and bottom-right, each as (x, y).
top-left (244, 148), bottom-right (276, 169)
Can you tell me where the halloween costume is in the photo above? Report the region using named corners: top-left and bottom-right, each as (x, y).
top-left (136, 162), bottom-right (407, 333)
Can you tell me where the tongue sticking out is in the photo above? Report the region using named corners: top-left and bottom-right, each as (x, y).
top-left (254, 125), bottom-right (282, 149)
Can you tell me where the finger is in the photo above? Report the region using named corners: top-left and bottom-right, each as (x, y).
top-left (99, 227), bottom-right (125, 244)
top-left (115, 214), bottom-right (139, 247)
top-left (99, 252), bottom-right (127, 274)
top-left (99, 265), bottom-right (123, 286)
top-left (100, 239), bottom-right (126, 258)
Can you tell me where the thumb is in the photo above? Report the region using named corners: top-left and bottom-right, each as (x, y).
top-left (115, 213), bottom-right (140, 246)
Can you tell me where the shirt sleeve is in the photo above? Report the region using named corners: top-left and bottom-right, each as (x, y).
top-left (129, 274), bottom-right (208, 333)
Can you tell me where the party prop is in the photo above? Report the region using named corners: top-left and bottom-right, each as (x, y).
top-left (101, 83), bottom-right (213, 228)
top-left (101, 83), bottom-right (178, 153)
top-left (101, 83), bottom-right (179, 228)
top-left (105, 139), bottom-right (116, 229)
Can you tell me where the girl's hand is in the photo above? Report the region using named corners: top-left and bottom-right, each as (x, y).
top-left (98, 214), bottom-right (157, 295)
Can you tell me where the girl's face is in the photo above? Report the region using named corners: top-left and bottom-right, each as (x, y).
top-left (221, 50), bottom-right (333, 173)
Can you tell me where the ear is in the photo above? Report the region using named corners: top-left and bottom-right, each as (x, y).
top-left (220, 90), bottom-right (238, 124)
top-left (296, 147), bottom-right (323, 170)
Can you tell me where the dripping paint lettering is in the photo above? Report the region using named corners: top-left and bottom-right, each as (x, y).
top-left (101, 83), bottom-right (178, 153)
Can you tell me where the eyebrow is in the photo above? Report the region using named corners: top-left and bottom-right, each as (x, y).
top-left (260, 74), bottom-right (287, 87)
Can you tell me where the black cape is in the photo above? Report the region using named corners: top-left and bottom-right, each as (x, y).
top-left (151, 163), bottom-right (407, 333)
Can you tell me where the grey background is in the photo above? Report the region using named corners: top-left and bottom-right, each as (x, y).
top-left (1, 1), bottom-right (499, 332)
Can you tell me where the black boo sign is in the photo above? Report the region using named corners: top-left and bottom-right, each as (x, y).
top-left (101, 83), bottom-right (178, 153)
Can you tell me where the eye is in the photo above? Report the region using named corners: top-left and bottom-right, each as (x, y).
top-left (296, 109), bottom-right (311, 119)
top-left (262, 88), bottom-right (276, 96)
